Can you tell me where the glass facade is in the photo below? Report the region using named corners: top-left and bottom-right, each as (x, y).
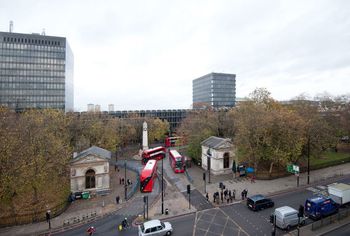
top-left (192, 73), bottom-right (236, 108)
top-left (0, 31), bottom-right (74, 112)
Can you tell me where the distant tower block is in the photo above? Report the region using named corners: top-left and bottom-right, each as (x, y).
top-left (87, 104), bottom-right (94, 112)
top-left (95, 104), bottom-right (101, 113)
top-left (142, 121), bottom-right (149, 150)
top-left (108, 104), bottom-right (114, 112)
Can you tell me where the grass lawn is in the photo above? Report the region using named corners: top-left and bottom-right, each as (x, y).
top-left (310, 151), bottom-right (350, 169)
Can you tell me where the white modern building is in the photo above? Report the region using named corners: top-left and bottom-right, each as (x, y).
top-left (201, 136), bottom-right (236, 175)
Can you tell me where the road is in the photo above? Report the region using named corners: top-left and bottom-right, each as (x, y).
top-left (55, 213), bottom-right (196, 236)
top-left (56, 175), bottom-right (350, 236)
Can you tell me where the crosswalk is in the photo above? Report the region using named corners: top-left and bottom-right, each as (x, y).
top-left (306, 185), bottom-right (329, 196)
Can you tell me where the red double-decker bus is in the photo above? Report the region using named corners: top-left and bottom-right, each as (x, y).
top-left (140, 159), bottom-right (157, 192)
top-left (141, 146), bottom-right (166, 165)
top-left (165, 136), bottom-right (182, 147)
top-left (169, 149), bottom-right (185, 173)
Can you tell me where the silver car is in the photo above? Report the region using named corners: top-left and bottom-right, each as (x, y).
top-left (138, 219), bottom-right (173, 236)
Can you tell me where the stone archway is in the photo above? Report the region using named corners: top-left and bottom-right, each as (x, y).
top-left (223, 152), bottom-right (230, 168)
top-left (85, 169), bottom-right (96, 189)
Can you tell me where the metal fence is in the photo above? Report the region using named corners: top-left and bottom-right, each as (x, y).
top-left (0, 201), bottom-right (69, 227)
top-left (116, 160), bottom-right (140, 201)
top-left (311, 207), bottom-right (350, 231)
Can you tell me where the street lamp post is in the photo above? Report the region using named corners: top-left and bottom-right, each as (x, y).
top-left (307, 137), bottom-right (310, 184)
top-left (123, 145), bottom-right (127, 201)
top-left (161, 155), bottom-right (164, 214)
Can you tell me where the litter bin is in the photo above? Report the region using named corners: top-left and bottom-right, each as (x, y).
top-left (74, 191), bottom-right (83, 200)
top-left (165, 208), bottom-right (169, 215)
top-left (82, 191), bottom-right (90, 199)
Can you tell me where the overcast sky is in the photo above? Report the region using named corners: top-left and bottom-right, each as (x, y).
top-left (1, 0), bottom-right (349, 111)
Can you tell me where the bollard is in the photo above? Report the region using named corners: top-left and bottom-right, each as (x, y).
top-left (165, 208), bottom-right (169, 215)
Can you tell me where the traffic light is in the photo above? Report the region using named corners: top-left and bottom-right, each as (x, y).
top-left (187, 184), bottom-right (191, 194)
top-left (298, 205), bottom-right (304, 217)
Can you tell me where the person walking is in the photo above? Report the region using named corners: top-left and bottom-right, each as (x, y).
top-left (250, 175), bottom-right (255, 183)
top-left (233, 189), bottom-right (236, 200)
top-left (116, 195), bottom-right (120, 204)
top-left (220, 191), bottom-right (224, 203)
top-left (206, 192), bottom-right (209, 202)
top-left (119, 177), bottom-right (122, 185)
top-left (241, 190), bottom-right (244, 200)
top-left (245, 189), bottom-right (248, 198)
top-left (213, 193), bottom-right (216, 203)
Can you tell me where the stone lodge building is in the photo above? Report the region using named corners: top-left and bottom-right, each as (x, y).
top-left (70, 146), bottom-right (111, 193)
top-left (201, 136), bottom-right (235, 175)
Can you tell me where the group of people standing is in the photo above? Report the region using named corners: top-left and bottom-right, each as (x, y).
top-left (207, 188), bottom-right (249, 204)
top-left (210, 188), bottom-right (238, 204)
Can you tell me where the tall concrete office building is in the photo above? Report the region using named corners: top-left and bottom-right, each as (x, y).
top-left (193, 72), bottom-right (236, 108)
top-left (0, 30), bottom-right (74, 112)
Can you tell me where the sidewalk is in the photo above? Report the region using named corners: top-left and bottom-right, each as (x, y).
top-left (186, 162), bottom-right (350, 202)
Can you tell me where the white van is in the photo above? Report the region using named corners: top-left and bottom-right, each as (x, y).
top-left (272, 206), bottom-right (305, 230)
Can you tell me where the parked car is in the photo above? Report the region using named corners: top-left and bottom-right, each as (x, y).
top-left (138, 219), bottom-right (173, 236)
top-left (247, 194), bottom-right (274, 211)
top-left (305, 196), bottom-right (339, 220)
top-left (270, 206), bottom-right (306, 230)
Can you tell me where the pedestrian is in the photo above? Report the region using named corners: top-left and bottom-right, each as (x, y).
top-left (122, 178), bottom-right (124, 185)
top-left (232, 189), bottom-right (236, 200)
top-left (251, 175), bottom-right (256, 183)
top-left (127, 179), bottom-right (131, 185)
top-left (213, 193), bottom-right (216, 203)
top-left (119, 177), bottom-right (122, 185)
top-left (220, 191), bottom-right (224, 203)
top-left (116, 195), bottom-right (120, 204)
top-left (227, 195), bottom-right (230, 204)
top-left (241, 190), bottom-right (244, 200)
top-left (224, 189), bottom-right (228, 198)
top-left (245, 189), bottom-right (248, 198)
top-left (206, 193), bottom-right (209, 202)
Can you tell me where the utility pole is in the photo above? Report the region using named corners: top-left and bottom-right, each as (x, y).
top-left (124, 146), bottom-right (127, 201)
top-left (307, 137), bottom-right (310, 184)
top-left (161, 155), bottom-right (164, 214)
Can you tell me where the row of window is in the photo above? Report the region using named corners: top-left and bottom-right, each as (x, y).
top-left (0, 63), bottom-right (65, 70)
top-left (0, 70), bottom-right (65, 77)
top-left (0, 77), bottom-right (64, 82)
top-left (0, 56), bottom-right (65, 64)
top-left (3, 37), bottom-right (62, 46)
top-left (0, 95), bottom-right (65, 102)
top-left (1, 49), bottom-right (65, 59)
top-left (0, 83), bottom-right (65, 89)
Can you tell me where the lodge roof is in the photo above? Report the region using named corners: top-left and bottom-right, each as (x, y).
top-left (201, 136), bottom-right (233, 149)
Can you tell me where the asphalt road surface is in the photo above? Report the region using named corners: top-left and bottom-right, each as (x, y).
top-left (56, 175), bottom-right (350, 236)
top-left (55, 213), bottom-right (196, 236)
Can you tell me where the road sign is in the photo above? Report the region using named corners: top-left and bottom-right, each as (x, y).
top-left (287, 164), bottom-right (299, 174)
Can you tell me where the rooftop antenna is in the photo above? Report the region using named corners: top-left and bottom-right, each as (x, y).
top-left (9, 21), bottom-right (13, 33)
top-left (42, 28), bottom-right (46, 36)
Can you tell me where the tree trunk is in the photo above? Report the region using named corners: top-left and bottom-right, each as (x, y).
top-left (269, 162), bottom-right (274, 178)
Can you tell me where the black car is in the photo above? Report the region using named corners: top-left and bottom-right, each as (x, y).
top-left (247, 194), bottom-right (274, 211)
